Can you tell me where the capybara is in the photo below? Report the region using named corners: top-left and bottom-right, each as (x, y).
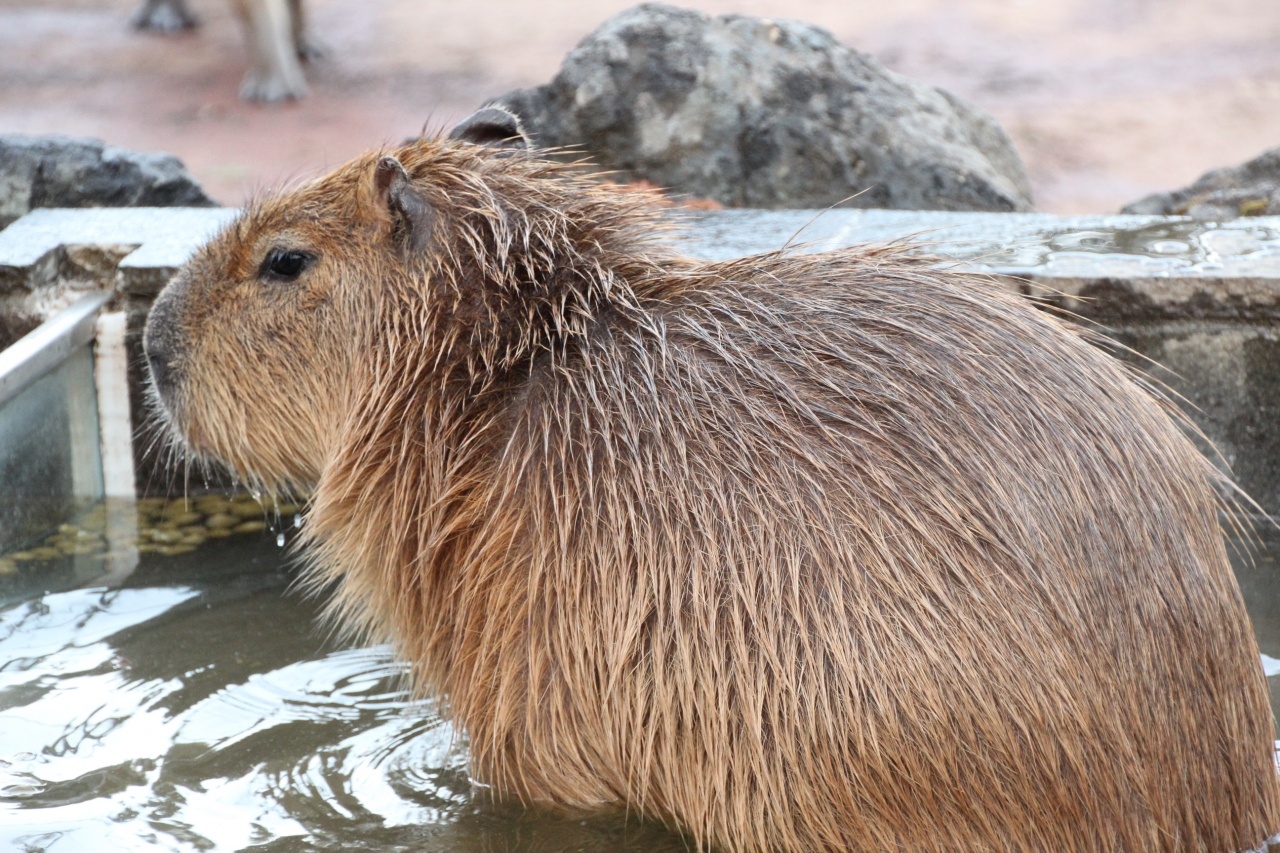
top-left (144, 107), bottom-right (1280, 853)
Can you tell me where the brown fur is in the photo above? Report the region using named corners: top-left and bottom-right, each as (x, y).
top-left (144, 130), bottom-right (1280, 853)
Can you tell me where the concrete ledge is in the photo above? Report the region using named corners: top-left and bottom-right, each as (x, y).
top-left (4, 207), bottom-right (1279, 319)
top-left (4, 206), bottom-right (1280, 509)
top-left (0, 207), bottom-right (238, 298)
top-left (679, 209), bottom-right (1280, 321)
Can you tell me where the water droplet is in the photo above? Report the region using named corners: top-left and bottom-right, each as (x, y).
top-left (293, 514), bottom-right (302, 529)
top-left (276, 533), bottom-right (285, 548)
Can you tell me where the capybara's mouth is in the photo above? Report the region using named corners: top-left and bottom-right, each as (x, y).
top-left (143, 266), bottom-right (201, 448)
top-left (142, 335), bottom-right (185, 434)
top-left (142, 313), bottom-right (202, 460)
top-left (143, 284), bottom-right (182, 393)
top-left (143, 371), bottom-right (201, 460)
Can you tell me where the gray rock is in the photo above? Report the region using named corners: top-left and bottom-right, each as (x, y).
top-left (492, 3), bottom-right (1033, 211)
top-left (0, 135), bottom-right (215, 230)
top-left (1122, 146), bottom-right (1280, 219)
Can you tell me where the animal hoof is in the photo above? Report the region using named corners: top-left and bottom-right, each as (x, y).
top-left (238, 72), bottom-right (309, 103)
top-left (131, 2), bottom-right (198, 31)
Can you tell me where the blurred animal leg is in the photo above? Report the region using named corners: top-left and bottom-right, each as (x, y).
top-left (234, 0), bottom-right (309, 102)
top-left (289, 0), bottom-right (323, 61)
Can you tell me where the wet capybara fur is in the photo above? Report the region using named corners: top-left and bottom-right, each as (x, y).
top-left (145, 109), bottom-right (1280, 853)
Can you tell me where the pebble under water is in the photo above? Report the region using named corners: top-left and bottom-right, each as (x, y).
top-left (3, 501), bottom-right (1280, 852)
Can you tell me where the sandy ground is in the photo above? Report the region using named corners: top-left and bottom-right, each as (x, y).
top-left (1, 0), bottom-right (1279, 214)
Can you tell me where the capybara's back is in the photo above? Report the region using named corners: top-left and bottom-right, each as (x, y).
top-left (431, 254), bottom-right (1280, 853)
top-left (144, 116), bottom-right (1280, 853)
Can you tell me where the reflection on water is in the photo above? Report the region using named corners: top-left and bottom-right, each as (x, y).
top-left (3, 504), bottom-right (1280, 851)
top-left (0, 532), bottom-right (687, 852)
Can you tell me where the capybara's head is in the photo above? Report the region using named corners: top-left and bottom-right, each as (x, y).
top-left (144, 107), bottom-right (662, 491)
top-left (143, 162), bottom-right (373, 488)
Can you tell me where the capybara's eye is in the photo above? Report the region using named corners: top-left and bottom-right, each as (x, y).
top-left (260, 249), bottom-right (314, 282)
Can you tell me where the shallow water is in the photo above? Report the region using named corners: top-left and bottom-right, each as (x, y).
top-left (3, 505), bottom-right (1280, 852)
top-left (0, 524), bottom-right (688, 852)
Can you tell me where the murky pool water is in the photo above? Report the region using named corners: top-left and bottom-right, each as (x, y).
top-left (3, 501), bottom-right (1280, 852)
top-left (0, 506), bottom-right (688, 853)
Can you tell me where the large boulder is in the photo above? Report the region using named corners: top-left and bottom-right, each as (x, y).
top-left (1122, 146), bottom-right (1280, 219)
top-left (0, 135), bottom-right (215, 229)
top-left (492, 3), bottom-right (1033, 211)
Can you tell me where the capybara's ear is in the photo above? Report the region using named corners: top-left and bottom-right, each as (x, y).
top-left (448, 106), bottom-right (529, 150)
top-left (374, 155), bottom-right (434, 253)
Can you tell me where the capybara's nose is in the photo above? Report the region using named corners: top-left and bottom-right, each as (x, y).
top-left (144, 279), bottom-right (188, 399)
top-left (146, 342), bottom-right (172, 392)
top-left (144, 283), bottom-right (187, 398)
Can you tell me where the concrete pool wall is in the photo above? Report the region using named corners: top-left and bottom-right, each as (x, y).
top-left (2, 206), bottom-right (1280, 523)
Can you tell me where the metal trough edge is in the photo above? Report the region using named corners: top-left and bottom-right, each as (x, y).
top-left (0, 292), bottom-right (110, 408)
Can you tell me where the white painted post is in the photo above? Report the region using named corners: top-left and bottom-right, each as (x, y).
top-left (94, 312), bottom-right (136, 499)
top-left (66, 346), bottom-right (103, 502)
top-left (94, 311), bottom-right (139, 585)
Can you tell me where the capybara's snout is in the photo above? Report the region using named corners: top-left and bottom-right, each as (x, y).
top-left (143, 279), bottom-right (188, 416)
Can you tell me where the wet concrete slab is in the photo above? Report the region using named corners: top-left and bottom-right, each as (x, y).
top-left (0, 206), bottom-right (238, 298)
top-left (679, 209), bottom-right (1280, 320)
top-left (7, 206), bottom-right (1280, 314)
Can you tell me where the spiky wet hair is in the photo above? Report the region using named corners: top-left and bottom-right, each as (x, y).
top-left (146, 118), bottom-right (1280, 853)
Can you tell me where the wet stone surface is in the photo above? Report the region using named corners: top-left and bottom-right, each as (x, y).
top-left (678, 209), bottom-right (1280, 322)
top-left (5, 208), bottom-right (1280, 308)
